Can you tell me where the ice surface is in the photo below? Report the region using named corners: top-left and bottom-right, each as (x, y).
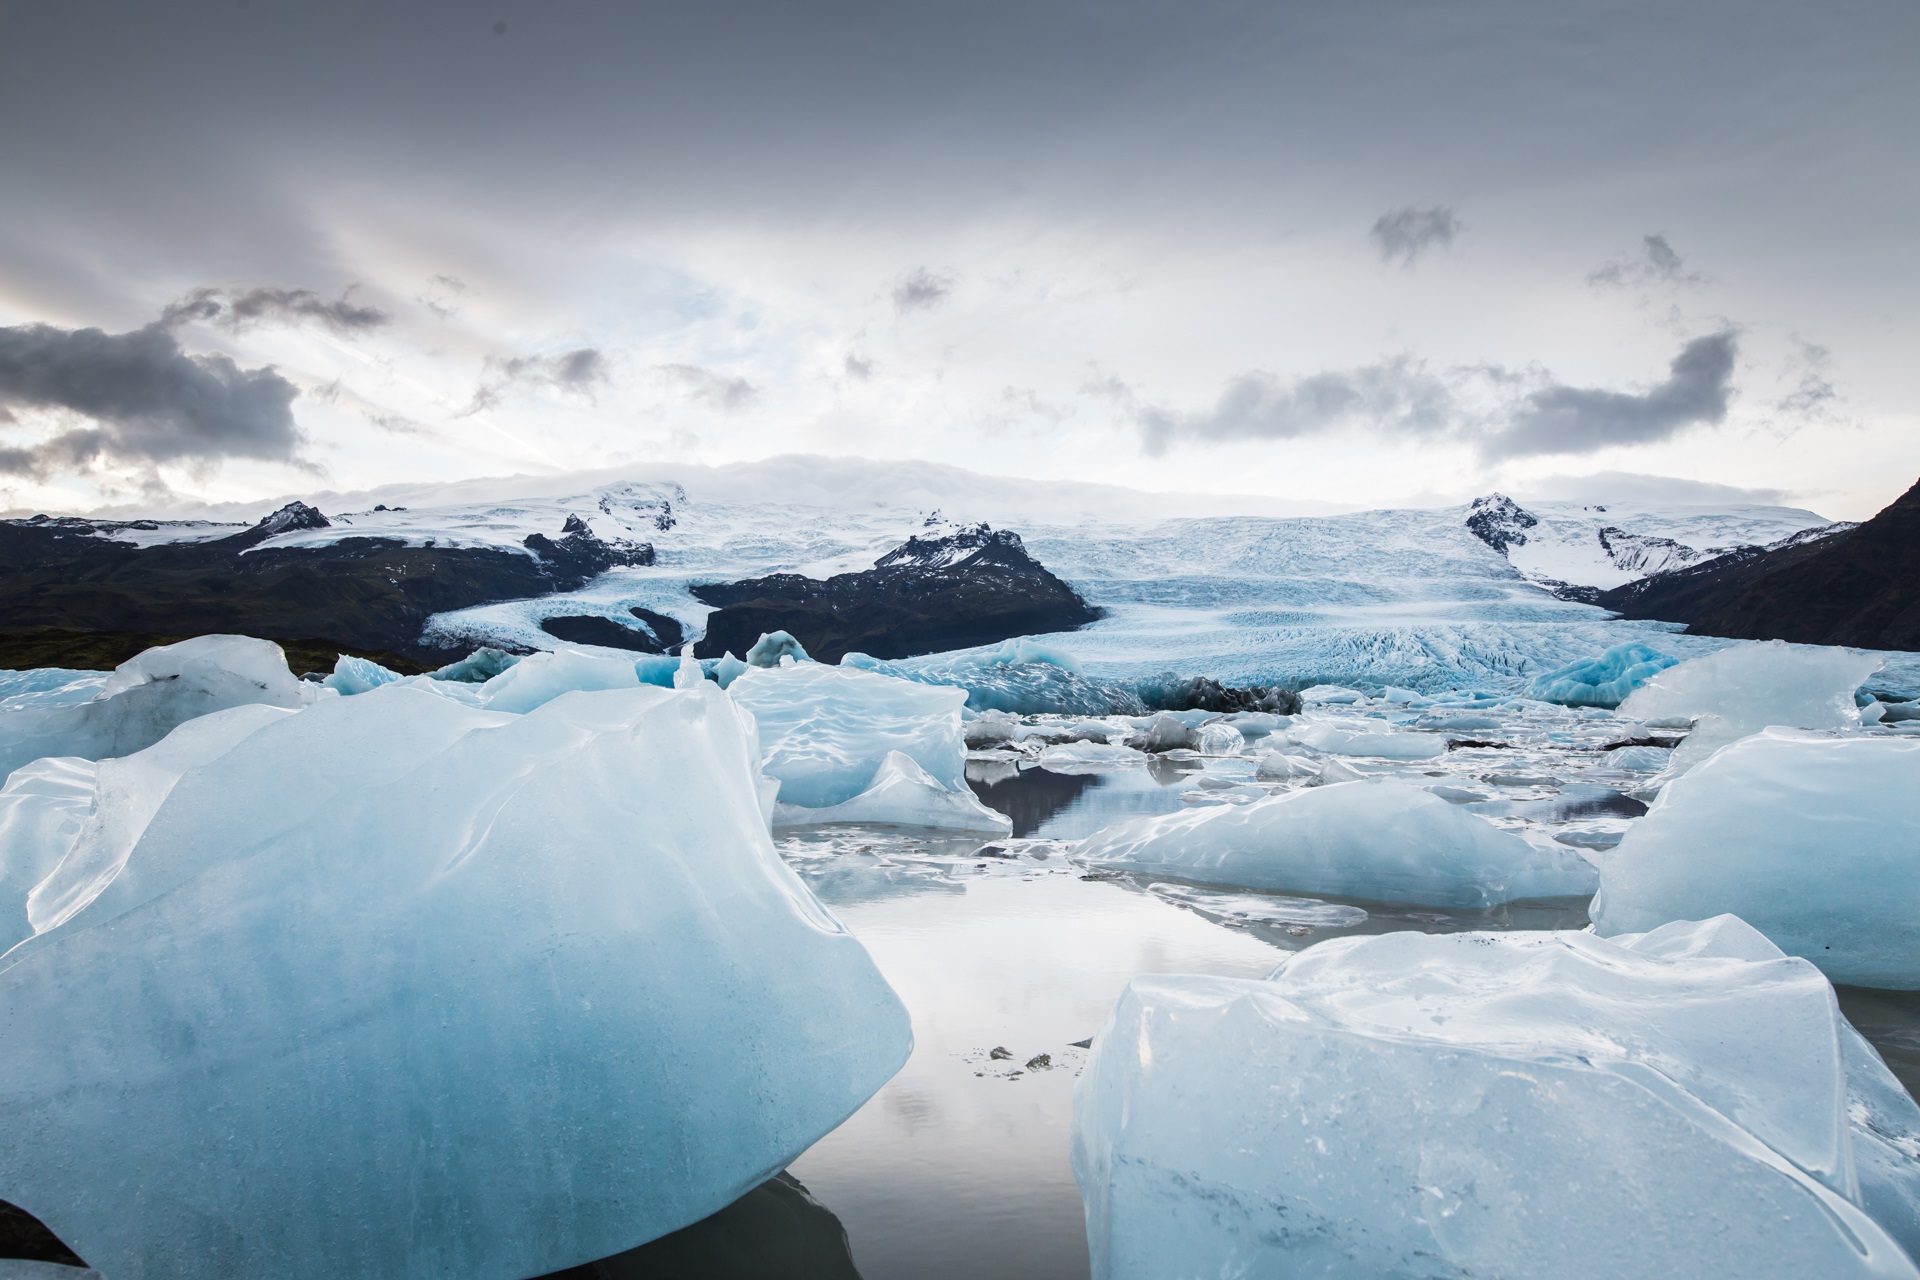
top-left (1619, 640), bottom-right (1884, 772)
top-left (1076, 777), bottom-right (1597, 907)
top-left (1592, 728), bottom-right (1920, 988)
top-left (0, 756), bottom-right (96, 952)
top-left (0, 682), bottom-right (911, 1280)
top-left (728, 662), bottom-right (969, 808)
top-left (773, 750), bottom-right (1011, 833)
top-left (1286, 720), bottom-right (1449, 760)
top-left (0, 636), bottom-right (314, 782)
top-left (1524, 641), bottom-right (1679, 707)
top-left (1072, 922), bottom-right (1920, 1280)
top-left (321, 653), bottom-right (406, 695)
top-left (0, 668), bottom-right (108, 711)
top-left (474, 648), bottom-right (640, 713)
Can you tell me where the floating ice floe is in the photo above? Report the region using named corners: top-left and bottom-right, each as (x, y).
top-left (1286, 720), bottom-right (1448, 760)
top-left (0, 681), bottom-right (910, 1280)
top-left (728, 662), bottom-right (969, 809)
top-left (773, 750), bottom-right (1010, 833)
top-left (1523, 641), bottom-right (1680, 708)
top-left (1075, 777), bottom-right (1596, 907)
top-left (1072, 917), bottom-right (1920, 1280)
top-left (0, 635), bottom-right (316, 782)
top-left (1619, 640), bottom-right (1883, 774)
top-left (1592, 728), bottom-right (1920, 988)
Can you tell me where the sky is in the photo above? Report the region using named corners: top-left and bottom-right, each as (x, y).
top-left (0, 0), bottom-right (1915, 520)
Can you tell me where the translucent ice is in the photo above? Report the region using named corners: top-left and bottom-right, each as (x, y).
top-left (321, 652), bottom-right (405, 695)
top-left (1286, 721), bottom-right (1448, 760)
top-left (727, 662), bottom-right (969, 808)
top-left (0, 756), bottom-right (96, 952)
top-left (773, 750), bottom-right (1011, 833)
top-left (0, 682), bottom-right (911, 1279)
top-left (1592, 728), bottom-right (1920, 988)
top-left (1075, 776), bottom-right (1596, 906)
top-left (1523, 641), bottom-right (1680, 708)
top-left (474, 648), bottom-right (640, 713)
top-left (1072, 921), bottom-right (1920, 1280)
top-left (745, 629), bottom-right (812, 666)
top-left (0, 635), bottom-right (314, 782)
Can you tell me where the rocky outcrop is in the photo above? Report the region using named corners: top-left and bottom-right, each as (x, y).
top-left (1597, 477), bottom-right (1920, 650)
top-left (691, 523), bottom-right (1101, 664)
top-left (1464, 494), bottom-right (1538, 553)
top-left (0, 503), bottom-right (652, 664)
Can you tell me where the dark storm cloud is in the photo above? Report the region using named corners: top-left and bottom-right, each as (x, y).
top-left (892, 268), bottom-right (953, 314)
top-left (1370, 207), bottom-right (1461, 265)
top-left (660, 363), bottom-right (756, 410)
top-left (160, 286), bottom-right (390, 332)
top-left (1587, 235), bottom-right (1704, 289)
top-left (464, 347), bottom-right (607, 413)
top-left (1483, 331), bottom-right (1738, 458)
top-left (1117, 359), bottom-right (1458, 455)
top-left (0, 320), bottom-right (302, 477)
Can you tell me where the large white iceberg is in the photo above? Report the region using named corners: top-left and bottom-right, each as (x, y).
top-left (1619, 640), bottom-right (1882, 772)
top-left (0, 635), bottom-right (315, 782)
top-left (0, 681), bottom-right (911, 1279)
top-left (727, 662), bottom-right (968, 809)
top-left (1072, 918), bottom-right (1920, 1280)
top-left (773, 750), bottom-right (1011, 833)
top-left (1075, 777), bottom-right (1597, 907)
top-left (1592, 728), bottom-right (1920, 988)
top-left (1523, 640), bottom-right (1679, 707)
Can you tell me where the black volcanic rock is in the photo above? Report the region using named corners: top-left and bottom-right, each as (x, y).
top-left (0, 505), bottom-right (652, 663)
top-left (1465, 494), bottom-right (1538, 553)
top-left (691, 523), bottom-right (1101, 664)
top-left (539, 607), bottom-right (684, 653)
top-left (1596, 477), bottom-right (1920, 649)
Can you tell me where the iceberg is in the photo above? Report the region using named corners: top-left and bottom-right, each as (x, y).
top-left (1072, 919), bottom-right (1920, 1280)
top-left (0, 682), bottom-right (911, 1280)
top-left (727, 662), bottom-right (968, 808)
top-left (0, 635), bottom-right (314, 782)
top-left (320, 652), bottom-right (406, 695)
top-left (1075, 776), bottom-right (1597, 907)
top-left (1592, 728), bottom-right (1920, 988)
top-left (1619, 640), bottom-right (1882, 772)
top-left (1286, 720), bottom-right (1448, 760)
top-left (1523, 641), bottom-right (1680, 707)
top-left (745, 629), bottom-right (811, 666)
top-left (473, 648), bottom-right (640, 713)
top-left (773, 750), bottom-right (1011, 833)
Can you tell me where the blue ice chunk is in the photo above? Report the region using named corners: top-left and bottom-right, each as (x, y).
top-left (633, 654), bottom-right (680, 687)
top-left (1523, 642), bottom-right (1680, 708)
top-left (322, 654), bottom-right (405, 696)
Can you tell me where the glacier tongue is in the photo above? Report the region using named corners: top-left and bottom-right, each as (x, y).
top-left (0, 681), bottom-right (911, 1280)
top-left (1072, 922), bottom-right (1920, 1280)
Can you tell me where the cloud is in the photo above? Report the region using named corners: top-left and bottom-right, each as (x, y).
top-left (843, 353), bottom-right (874, 380)
top-left (464, 347), bottom-right (608, 414)
top-left (659, 362), bottom-right (756, 410)
top-left (892, 267), bottom-right (952, 313)
top-left (1370, 206), bottom-right (1461, 265)
top-left (1517, 470), bottom-right (1792, 508)
top-left (1483, 330), bottom-right (1737, 458)
top-left (0, 320), bottom-right (303, 478)
top-left (1128, 357), bottom-right (1458, 455)
top-left (161, 285), bottom-right (390, 332)
top-left (1587, 234), bottom-right (1704, 289)
top-left (417, 275), bottom-right (469, 319)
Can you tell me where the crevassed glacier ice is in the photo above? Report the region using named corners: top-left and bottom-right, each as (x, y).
top-left (1072, 920), bottom-right (1920, 1280)
top-left (1592, 728), bottom-right (1920, 988)
top-left (0, 682), bottom-right (911, 1280)
top-left (1075, 776), bottom-right (1596, 907)
top-left (1524, 641), bottom-right (1679, 708)
top-left (0, 756), bottom-right (97, 952)
top-left (728, 662), bottom-right (968, 808)
top-left (773, 750), bottom-right (1011, 833)
top-left (1619, 640), bottom-right (1883, 772)
top-left (0, 635), bottom-right (314, 782)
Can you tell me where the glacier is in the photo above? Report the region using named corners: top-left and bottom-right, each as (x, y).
top-left (0, 681), bottom-right (911, 1279)
top-left (1072, 917), bottom-right (1920, 1280)
top-left (1074, 776), bottom-right (1597, 907)
top-left (1592, 728), bottom-right (1920, 988)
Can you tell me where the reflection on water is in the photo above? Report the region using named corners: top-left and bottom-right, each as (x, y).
top-left (964, 762), bottom-right (1095, 837)
top-left (536, 1173), bottom-right (860, 1280)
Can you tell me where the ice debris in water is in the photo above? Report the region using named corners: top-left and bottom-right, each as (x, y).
top-left (0, 681), bottom-right (911, 1280)
top-left (0, 635), bottom-right (315, 782)
top-left (1592, 728), bottom-right (1920, 988)
top-left (728, 662), bottom-right (970, 811)
top-left (1523, 641), bottom-right (1680, 708)
top-left (1072, 917), bottom-right (1920, 1280)
top-left (773, 750), bottom-right (1010, 833)
top-left (1619, 639), bottom-right (1883, 774)
top-left (1287, 720), bottom-right (1448, 760)
top-left (1075, 776), bottom-right (1596, 907)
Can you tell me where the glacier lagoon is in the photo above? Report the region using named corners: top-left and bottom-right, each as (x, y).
top-left (4, 634), bottom-right (1920, 1276)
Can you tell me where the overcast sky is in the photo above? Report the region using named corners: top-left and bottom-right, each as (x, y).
top-left (0, 0), bottom-right (1914, 519)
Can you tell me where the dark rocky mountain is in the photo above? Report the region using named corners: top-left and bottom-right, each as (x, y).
top-left (539, 608), bottom-right (685, 653)
top-left (1596, 476), bottom-right (1920, 650)
top-left (692, 523), bottom-right (1102, 664)
top-left (1464, 494), bottom-right (1538, 553)
top-left (0, 503), bottom-right (653, 667)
